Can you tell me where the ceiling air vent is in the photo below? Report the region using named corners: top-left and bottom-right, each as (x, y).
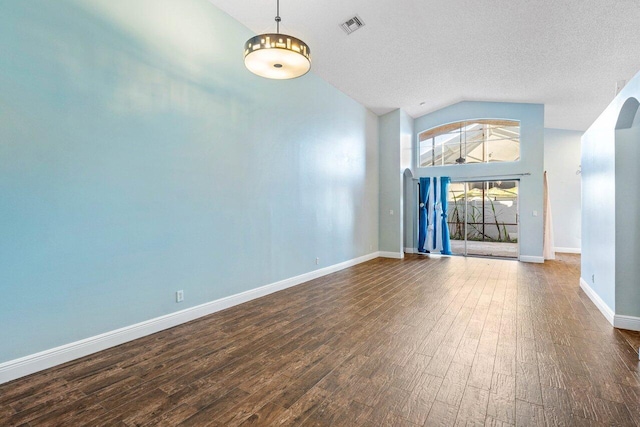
top-left (340, 15), bottom-right (365, 35)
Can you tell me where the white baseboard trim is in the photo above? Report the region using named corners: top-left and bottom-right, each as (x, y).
top-left (519, 255), bottom-right (544, 263)
top-left (404, 247), bottom-right (416, 254)
top-left (379, 251), bottom-right (404, 259)
top-left (0, 251), bottom-right (380, 385)
top-left (578, 278), bottom-right (640, 332)
top-left (555, 247), bottom-right (581, 254)
top-left (614, 315), bottom-right (640, 332)
top-left (579, 277), bottom-right (615, 325)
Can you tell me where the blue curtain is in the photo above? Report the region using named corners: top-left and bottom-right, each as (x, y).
top-left (440, 177), bottom-right (452, 255)
top-left (418, 177), bottom-right (430, 252)
top-left (418, 176), bottom-right (451, 255)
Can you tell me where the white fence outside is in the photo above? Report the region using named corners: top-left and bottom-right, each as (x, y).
top-left (447, 199), bottom-right (518, 242)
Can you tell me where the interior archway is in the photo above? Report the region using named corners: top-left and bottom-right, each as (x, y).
top-left (616, 97), bottom-right (640, 130)
top-left (615, 97), bottom-right (640, 319)
top-left (403, 168), bottom-right (416, 252)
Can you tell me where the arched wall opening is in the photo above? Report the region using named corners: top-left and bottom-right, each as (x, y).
top-left (615, 97), bottom-right (640, 317)
top-left (403, 168), bottom-right (417, 252)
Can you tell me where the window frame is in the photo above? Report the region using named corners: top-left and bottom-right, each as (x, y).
top-left (417, 118), bottom-right (521, 168)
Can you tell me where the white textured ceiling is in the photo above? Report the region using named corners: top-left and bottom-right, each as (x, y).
top-left (209, 0), bottom-right (640, 130)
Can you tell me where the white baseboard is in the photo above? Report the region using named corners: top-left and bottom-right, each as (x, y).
top-left (379, 251), bottom-right (404, 259)
top-left (579, 277), bottom-right (615, 325)
top-left (578, 278), bottom-right (640, 332)
top-left (519, 255), bottom-right (544, 263)
top-left (555, 247), bottom-right (581, 254)
top-left (0, 251), bottom-right (380, 385)
top-left (404, 247), bottom-right (416, 254)
top-left (614, 314), bottom-right (640, 332)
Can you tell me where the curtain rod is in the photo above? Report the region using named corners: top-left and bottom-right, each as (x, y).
top-left (412, 172), bottom-right (531, 181)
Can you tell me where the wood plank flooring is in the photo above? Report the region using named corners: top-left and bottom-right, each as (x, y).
top-left (1, 253), bottom-right (640, 426)
top-left (619, 330), bottom-right (640, 357)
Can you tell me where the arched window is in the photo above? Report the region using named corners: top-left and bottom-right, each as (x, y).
top-left (418, 119), bottom-right (520, 167)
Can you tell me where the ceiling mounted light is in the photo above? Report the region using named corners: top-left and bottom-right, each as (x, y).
top-left (244, 0), bottom-right (311, 80)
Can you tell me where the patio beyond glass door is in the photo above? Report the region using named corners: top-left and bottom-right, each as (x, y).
top-left (448, 180), bottom-right (519, 258)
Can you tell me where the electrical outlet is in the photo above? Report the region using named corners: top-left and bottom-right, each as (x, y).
top-left (315, 257), bottom-right (319, 265)
top-left (176, 290), bottom-right (184, 303)
top-left (389, 209), bottom-right (394, 215)
top-left (532, 210), bottom-right (538, 217)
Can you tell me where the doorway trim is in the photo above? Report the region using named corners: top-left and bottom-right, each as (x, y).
top-left (448, 179), bottom-right (520, 260)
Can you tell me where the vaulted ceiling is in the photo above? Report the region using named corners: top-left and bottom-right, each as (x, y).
top-left (209, 0), bottom-right (640, 130)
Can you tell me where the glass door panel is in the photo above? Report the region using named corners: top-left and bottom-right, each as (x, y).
top-left (447, 180), bottom-right (519, 258)
top-left (447, 182), bottom-right (467, 255)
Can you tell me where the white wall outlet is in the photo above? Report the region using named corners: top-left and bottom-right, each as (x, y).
top-left (532, 210), bottom-right (538, 217)
top-left (176, 290), bottom-right (184, 303)
top-left (315, 257), bottom-right (319, 265)
top-left (389, 209), bottom-right (394, 215)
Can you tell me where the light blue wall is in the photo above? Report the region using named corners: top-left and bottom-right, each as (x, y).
top-left (582, 69), bottom-right (640, 317)
top-left (413, 102), bottom-right (545, 259)
top-left (582, 117), bottom-right (617, 312)
top-left (0, 0), bottom-right (379, 363)
top-left (400, 111), bottom-right (413, 171)
top-left (544, 128), bottom-right (582, 251)
top-left (378, 108), bottom-right (414, 255)
top-left (400, 111), bottom-right (414, 251)
top-left (615, 110), bottom-right (640, 317)
top-left (378, 111), bottom-right (402, 254)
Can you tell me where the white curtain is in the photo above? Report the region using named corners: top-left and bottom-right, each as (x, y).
top-left (543, 171), bottom-right (555, 260)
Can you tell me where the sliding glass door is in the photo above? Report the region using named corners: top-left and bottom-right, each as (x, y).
top-left (448, 180), bottom-right (519, 258)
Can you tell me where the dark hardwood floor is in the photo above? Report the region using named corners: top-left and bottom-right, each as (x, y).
top-left (1, 254), bottom-right (639, 426)
top-left (619, 330), bottom-right (640, 357)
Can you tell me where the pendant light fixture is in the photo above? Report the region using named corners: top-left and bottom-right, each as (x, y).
top-left (243, 0), bottom-right (311, 79)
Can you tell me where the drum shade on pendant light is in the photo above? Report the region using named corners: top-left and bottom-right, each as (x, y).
top-left (244, 0), bottom-right (311, 79)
